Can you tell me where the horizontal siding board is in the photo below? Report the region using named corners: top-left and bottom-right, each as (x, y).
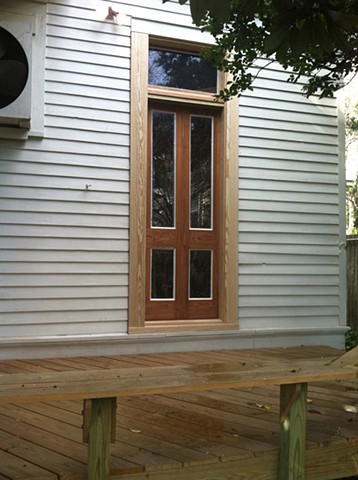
top-left (244, 77), bottom-right (336, 105)
top-left (0, 297), bottom-right (125, 313)
top-left (239, 253), bottom-right (338, 265)
top-left (0, 274), bottom-right (128, 287)
top-left (46, 81), bottom-right (130, 104)
top-left (0, 212), bottom-right (129, 228)
top-left (238, 233), bottom-right (338, 245)
top-left (238, 211), bottom-right (338, 225)
top-left (240, 243), bottom-right (338, 256)
top-left (240, 179), bottom-right (339, 195)
top-left (239, 305), bottom-right (339, 317)
top-left (0, 174), bottom-right (129, 191)
top-left (239, 137), bottom-right (337, 155)
top-left (0, 139), bottom-right (129, 157)
top-left (45, 104), bottom-right (130, 124)
top-left (0, 237), bottom-right (128, 250)
top-left (239, 316), bottom-right (339, 329)
top-left (0, 322), bottom-right (127, 337)
top-left (240, 274), bottom-right (338, 286)
top-left (0, 286), bottom-right (128, 300)
top-left (47, 25), bottom-right (131, 47)
top-left (0, 161), bottom-right (129, 180)
top-left (239, 157), bottom-right (338, 173)
top-left (0, 225), bottom-right (128, 238)
top-left (47, 46), bottom-right (130, 69)
top-left (240, 295), bottom-right (339, 308)
top-left (239, 94), bottom-right (337, 116)
top-left (241, 86), bottom-right (337, 110)
top-left (0, 310), bottom-right (126, 325)
top-left (239, 105), bottom-right (337, 127)
top-left (239, 223), bottom-right (339, 235)
top-left (46, 70), bottom-right (130, 92)
top-left (239, 147), bottom-right (337, 164)
top-left (46, 35), bottom-right (131, 57)
top-left (1, 250), bottom-right (128, 263)
top-left (239, 168), bottom-right (338, 184)
top-left (0, 187), bottom-right (128, 205)
top-left (46, 57), bottom-right (130, 80)
top-left (44, 126), bottom-right (130, 145)
top-left (240, 200), bottom-right (338, 215)
top-left (241, 124), bottom-right (337, 143)
top-left (1, 262), bottom-right (128, 275)
top-left (239, 285), bottom-right (339, 296)
top-left (45, 115), bottom-right (130, 135)
top-left (0, 148), bottom-right (130, 169)
top-left (239, 189), bottom-right (338, 204)
top-left (239, 264), bottom-right (339, 275)
top-left (46, 92), bottom-right (130, 113)
top-left (239, 126), bottom-right (337, 146)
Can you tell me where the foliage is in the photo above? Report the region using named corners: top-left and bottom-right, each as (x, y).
top-left (345, 329), bottom-right (358, 350)
top-left (347, 102), bottom-right (358, 142)
top-left (347, 176), bottom-right (358, 232)
top-left (163, 0), bottom-right (358, 100)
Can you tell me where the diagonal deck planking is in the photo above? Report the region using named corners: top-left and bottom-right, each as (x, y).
top-left (0, 346), bottom-right (356, 480)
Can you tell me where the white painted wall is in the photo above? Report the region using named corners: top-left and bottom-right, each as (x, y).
top-left (238, 64), bottom-right (343, 332)
top-left (0, 0), bottom-right (347, 358)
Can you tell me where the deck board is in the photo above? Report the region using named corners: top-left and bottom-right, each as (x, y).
top-left (0, 346), bottom-right (356, 479)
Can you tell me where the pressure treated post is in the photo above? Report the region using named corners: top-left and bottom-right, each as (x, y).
top-left (279, 383), bottom-right (307, 480)
top-left (87, 397), bottom-right (116, 480)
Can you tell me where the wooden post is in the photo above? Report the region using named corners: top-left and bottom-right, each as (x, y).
top-left (87, 397), bottom-right (116, 480)
top-left (279, 383), bottom-right (307, 480)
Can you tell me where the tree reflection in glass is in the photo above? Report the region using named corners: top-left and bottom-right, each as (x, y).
top-left (151, 111), bottom-right (175, 228)
top-left (189, 250), bottom-right (212, 299)
top-left (190, 116), bottom-right (213, 229)
top-left (149, 48), bottom-right (217, 93)
top-left (151, 249), bottom-right (175, 299)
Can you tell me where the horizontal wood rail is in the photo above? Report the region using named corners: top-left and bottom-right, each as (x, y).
top-left (0, 346), bottom-right (356, 480)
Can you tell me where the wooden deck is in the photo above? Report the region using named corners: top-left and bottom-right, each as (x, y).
top-left (0, 346), bottom-right (356, 480)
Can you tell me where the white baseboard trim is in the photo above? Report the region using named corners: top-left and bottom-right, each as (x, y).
top-left (0, 327), bottom-right (349, 359)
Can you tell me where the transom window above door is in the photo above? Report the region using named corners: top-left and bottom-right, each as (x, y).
top-left (148, 47), bottom-right (218, 93)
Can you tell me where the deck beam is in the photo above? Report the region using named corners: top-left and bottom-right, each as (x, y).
top-left (87, 397), bottom-right (116, 480)
top-left (279, 382), bottom-right (308, 480)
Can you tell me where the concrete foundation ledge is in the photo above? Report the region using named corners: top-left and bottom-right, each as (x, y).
top-left (0, 326), bottom-right (349, 360)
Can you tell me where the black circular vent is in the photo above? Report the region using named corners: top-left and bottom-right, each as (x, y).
top-left (0, 26), bottom-right (29, 109)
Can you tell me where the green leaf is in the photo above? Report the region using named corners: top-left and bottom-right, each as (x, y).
top-left (208, 0), bottom-right (231, 23)
top-left (314, 16), bottom-right (334, 53)
top-left (290, 26), bottom-right (311, 57)
top-left (189, 0), bottom-right (208, 25)
top-left (263, 24), bottom-right (289, 54)
top-left (328, 10), bottom-right (358, 30)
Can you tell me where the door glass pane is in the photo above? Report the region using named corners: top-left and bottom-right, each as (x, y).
top-left (189, 250), bottom-right (212, 299)
top-left (151, 111), bottom-right (175, 228)
top-left (151, 249), bottom-right (175, 299)
top-left (190, 116), bottom-right (213, 229)
top-left (148, 48), bottom-right (217, 93)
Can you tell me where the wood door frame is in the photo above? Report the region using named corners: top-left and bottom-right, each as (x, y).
top-left (129, 32), bottom-right (239, 333)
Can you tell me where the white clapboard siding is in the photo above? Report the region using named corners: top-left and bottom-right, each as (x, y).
top-left (0, 0), bottom-right (134, 337)
top-left (0, 0), bottom-right (344, 343)
top-left (238, 59), bottom-right (341, 331)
